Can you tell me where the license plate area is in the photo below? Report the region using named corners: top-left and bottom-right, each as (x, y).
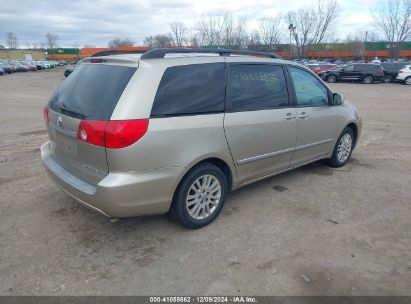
top-left (53, 131), bottom-right (77, 157)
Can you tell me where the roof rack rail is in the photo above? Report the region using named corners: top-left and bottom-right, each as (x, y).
top-left (140, 48), bottom-right (282, 60)
top-left (91, 49), bottom-right (148, 57)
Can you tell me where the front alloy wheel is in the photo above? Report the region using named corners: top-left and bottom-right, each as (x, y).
top-left (327, 127), bottom-right (355, 168)
top-left (327, 75), bottom-right (337, 83)
top-left (405, 77), bottom-right (411, 85)
top-left (384, 75), bottom-right (393, 83)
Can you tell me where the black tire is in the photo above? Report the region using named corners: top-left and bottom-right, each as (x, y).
top-left (327, 75), bottom-right (337, 83)
top-left (404, 76), bottom-right (411, 85)
top-left (362, 75), bottom-right (374, 84)
top-left (384, 75), bottom-right (393, 83)
top-left (169, 163), bottom-right (228, 229)
top-left (327, 127), bottom-right (355, 168)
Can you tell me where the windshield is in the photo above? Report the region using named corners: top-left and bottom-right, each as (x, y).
top-left (49, 64), bottom-right (136, 120)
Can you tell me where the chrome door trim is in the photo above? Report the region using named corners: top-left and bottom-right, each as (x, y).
top-left (237, 147), bottom-right (295, 165)
top-left (237, 139), bottom-right (333, 166)
top-left (240, 154), bottom-right (331, 186)
top-left (295, 138), bottom-right (334, 151)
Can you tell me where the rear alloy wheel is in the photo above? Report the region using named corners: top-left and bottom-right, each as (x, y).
top-left (383, 75), bottom-right (393, 83)
top-left (405, 77), bottom-right (411, 85)
top-left (327, 127), bottom-right (354, 168)
top-left (327, 75), bottom-right (337, 83)
top-left (362, 75), bottom-right (374, 84)
top-left (170, 163), bottom-right (227, 229)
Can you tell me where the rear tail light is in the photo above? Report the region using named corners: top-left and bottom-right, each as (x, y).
top-left (377, 69), bottom-right (384, 75)
top-left (89, 58), bottom-right (104, 63)
top-left (399, 70), bottom-right (403, 73)
top-left (77, 119), bottom-right (149, 149)
top-left (43, 106), bottom-right (49, 125)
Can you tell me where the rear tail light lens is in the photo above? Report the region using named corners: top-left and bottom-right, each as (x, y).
top-left (43, 106), bottom-right (49, 125)
top-left (77, 120), bottom-right (107, 146)
top-left (377, 69), bottom-right (384, 75)
top-left (77, 119), bottom-right (149, 149)
top-left (399, 71), bottom-right (403, 73)
top-left (89, 59), bottom-right (104, 63)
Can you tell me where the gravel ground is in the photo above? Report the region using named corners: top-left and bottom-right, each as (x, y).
top-left (0, 67), bottom-right (410, 296)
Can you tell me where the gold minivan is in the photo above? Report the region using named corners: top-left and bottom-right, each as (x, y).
top-left (41, 48), bottom-right (362, 228)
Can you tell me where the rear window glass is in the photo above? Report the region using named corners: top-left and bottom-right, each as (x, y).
top-left (49, 64), bottom-right (136, 120)
top-left (151, 63), bottom-right (225, 117)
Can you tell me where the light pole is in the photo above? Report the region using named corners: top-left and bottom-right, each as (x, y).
top-left (288, 24), bottom-right (296, 59)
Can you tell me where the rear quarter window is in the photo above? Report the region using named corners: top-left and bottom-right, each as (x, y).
top-left (151, 63), bottom-right (225, 117)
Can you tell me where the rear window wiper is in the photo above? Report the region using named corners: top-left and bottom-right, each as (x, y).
top-left (59, 106), bottom-right (88, 119)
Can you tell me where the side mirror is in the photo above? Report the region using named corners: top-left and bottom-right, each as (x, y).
top-left (333, 93), bottom-right (344, 106)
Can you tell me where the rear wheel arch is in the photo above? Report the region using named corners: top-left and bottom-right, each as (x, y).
top-left (173, 157), bottom-right (235, 198)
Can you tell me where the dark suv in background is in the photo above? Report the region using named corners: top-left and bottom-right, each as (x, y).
top-left (382, 62), bottom-right (410, 83)
top-left (321, 63), bottom-right (386, 84)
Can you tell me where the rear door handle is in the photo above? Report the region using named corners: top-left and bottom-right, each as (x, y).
top-left (285, 113), bottom-right (296, 120)
top-left (298, 112), bottom-right (309, 119)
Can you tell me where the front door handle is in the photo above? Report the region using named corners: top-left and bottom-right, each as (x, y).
top-left (285, 113), bottom-right (296, 120)
top-left (298, 112), bottom-right (309, 119)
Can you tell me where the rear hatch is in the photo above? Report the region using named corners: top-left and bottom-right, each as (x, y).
top-left (45, 62), bottom-right (137, 185)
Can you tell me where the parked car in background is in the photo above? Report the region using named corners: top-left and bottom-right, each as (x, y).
top-left (9, 60), bottom-right (29, 72)
top-left (19, 61), bottom-right (37, 71)
top-left (396, 65), bottom-right (411, 85)
top-left (41, 48), bottom-right (362, 228)
top-left (0, 60), bottom-right (13, 73)
top-left (382, 62), bottom-right (409, 83)
top-left (306, 63), bottom-right (337, 75)
top-left (322, 63), bottom-right (386, 84)
top-left (64, 60), bottom-right (81, 77)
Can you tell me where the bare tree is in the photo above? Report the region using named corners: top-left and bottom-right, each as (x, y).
top-left (187, 28), bottom-right (200, 47)
top-left (169, 22), bottom-right (188, 46)
top-left (144, 35), bottom-right (172, 48)
top-left (233, 16), bottom-right (248, 48)
top-left (144, 36), bottom-right (156, 48)
top-left (259, 16), bottom-right (282, 48)
top-left (286, 0), bottom-right (338, 58)
top-left (108, 38), bottom-right (134, 48)
top-left (197, 15), bottom-right (225, 46)
top-left (248, 31), bottom-right (262, 49)
top-left (372, 0), bottom-right (411, 58)
top-left (46, 33), bottom-right (59, 49)
top-left (6, 32), bottom-right (18, 49)
top-left (153, 35), bottom-right (172, 47)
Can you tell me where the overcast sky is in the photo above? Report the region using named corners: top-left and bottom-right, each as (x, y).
top-left (0, 0), bottom-right (378, 48)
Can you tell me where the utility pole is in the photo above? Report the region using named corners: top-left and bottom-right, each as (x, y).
top-left (288, 24), bottom-right (296, 59)
top-left (362, 31), bottom-right (368, 62)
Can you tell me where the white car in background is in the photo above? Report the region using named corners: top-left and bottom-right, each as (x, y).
top-left (396, 65), bottom-right (411, 85)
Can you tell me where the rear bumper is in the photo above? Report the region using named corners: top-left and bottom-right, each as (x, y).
top-left (41, 141), bottom-right (181, 218)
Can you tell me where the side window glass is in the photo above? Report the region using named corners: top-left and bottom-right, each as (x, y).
top-left (230, 64), bottom-right (289, 112)
top-left (289, 67), bottom-right (329, 106)
top-left (345, 65), bottom-right (354, 71)
top-left (151, 63), bottom-right (225, 117)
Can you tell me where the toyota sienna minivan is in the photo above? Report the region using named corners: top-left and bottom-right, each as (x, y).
top-left (41, 48), bottom-right (362, 228)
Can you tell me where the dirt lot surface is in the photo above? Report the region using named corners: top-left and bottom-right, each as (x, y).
top-left (0, 67), bottom-right (410, 296)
